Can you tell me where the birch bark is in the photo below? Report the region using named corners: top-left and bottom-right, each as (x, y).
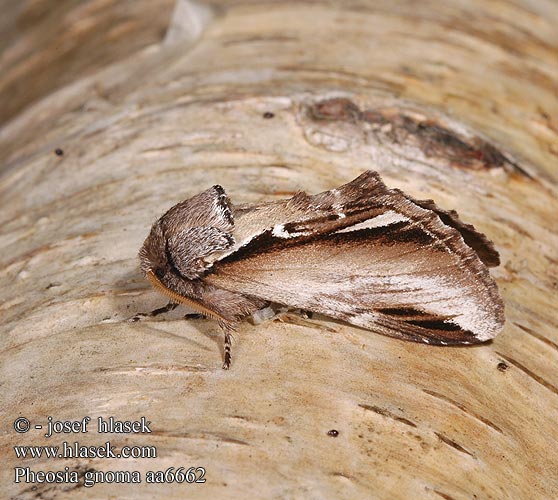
top-left (1, 1), bottom-right (557, 499)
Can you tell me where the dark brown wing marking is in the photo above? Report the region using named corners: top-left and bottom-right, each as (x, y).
top-left (404, 196), bottom-right (500, 267)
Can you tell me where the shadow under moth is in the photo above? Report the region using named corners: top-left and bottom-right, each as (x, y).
top-left (139, 170), bottom-right (504, 369)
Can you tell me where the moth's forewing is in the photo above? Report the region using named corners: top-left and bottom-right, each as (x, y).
top-left (205, 172), bottom-right (504, 344)
top-left (406, 196), bottom-right (500, 267)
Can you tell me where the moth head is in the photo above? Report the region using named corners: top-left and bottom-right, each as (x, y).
top-left (138, 221), bottom-right (169, 279)
top-left (139, 187), bottom-right (236, 281)
top-left (139, 187), bottom-right (238, 322)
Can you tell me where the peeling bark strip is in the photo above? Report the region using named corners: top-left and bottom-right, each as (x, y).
top-left (514, 321), bottom-right (558, 352)
top-left (358, 404), bottom-right (417, 428)
top-left (422, 389), bottom-right (503, 433)
top-left (432, 490), bottom-right (459, 500)
top-left (303, 97), bottom-right (532, 177)
top-left (434, 432), bottom-right (476, 458)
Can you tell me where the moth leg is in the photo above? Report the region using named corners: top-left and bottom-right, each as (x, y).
top-left (223, 330), bottom-right (233, 370)
top-left (219, 322), bottom-right (237, 370)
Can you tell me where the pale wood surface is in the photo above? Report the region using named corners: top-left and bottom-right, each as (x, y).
top-left (1, 1), bottom-right (557, 499)
top-left (0, 0), bottom-right (176, 125)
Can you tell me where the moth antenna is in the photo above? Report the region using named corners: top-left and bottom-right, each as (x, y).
top-left (146, 270), bottom-right (226, 322)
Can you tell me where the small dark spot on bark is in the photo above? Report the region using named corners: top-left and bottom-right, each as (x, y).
top-left (263, 111), bottom-right (275, 119)
top-left (497, 361), bottom-right (509, 372)
top-left (55, 148), bottom-right (64, 156)
top-left (45, 282), bottom-right (61, 289)
top-left (327, 429), bottom-right (339, 437)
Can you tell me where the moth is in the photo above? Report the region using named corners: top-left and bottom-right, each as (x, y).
top-left (139, 170), bottom-right (504, 369)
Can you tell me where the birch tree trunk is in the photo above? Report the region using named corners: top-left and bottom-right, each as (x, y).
top-left (1, 1), bottom-right (557, 499)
